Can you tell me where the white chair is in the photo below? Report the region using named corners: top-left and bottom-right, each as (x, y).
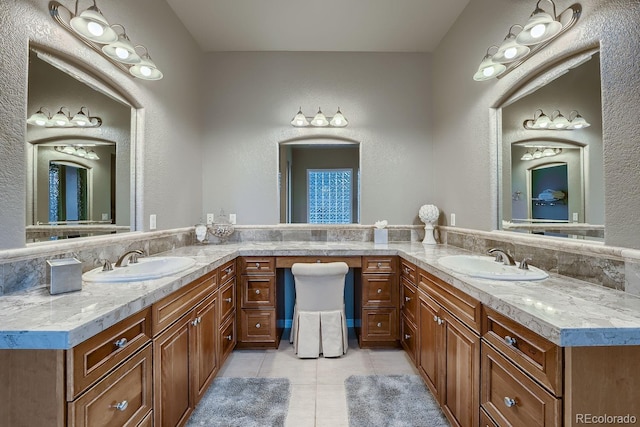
top-left (290, 262), bottom-right (349, 358)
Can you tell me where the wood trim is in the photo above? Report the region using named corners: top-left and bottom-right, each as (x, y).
top-left (275, 256), bottom-right (362, 268)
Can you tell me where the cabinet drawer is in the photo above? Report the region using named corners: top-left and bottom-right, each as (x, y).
top-left (219, 314), bottom-right (236, 364)
top-left (400, 259), bottom-right (417, 283)
top-left (482, 306), bottom-right (562, 396)
top-left (480, 408), bottom-right (498, 427)
top-left (362, 256), bottom-right (397, 274)
top-left (151, 271), bottom-right (216, 336)
top-left (68, 344), bottom-right (153, 427)
top-left (218, 260), bottom-right (236, 285)
top-left (241, 275), bottom-right (275, 308)
top-left (276, 256), bottom-right (361, 268)
top-left (419, 269), bottom-right (481, 333)
top-left (400, 276), bottom-right (418, 324)
top-left (240, 257), bottom-right (275, 274)
top-left (67, 307), bottom-right (152, 400)
top-left (481, 342), bottom-right (561, 427)
top-left (362, 308), bottom-right (398, 341)
top-left (219, 277), bottom-right (236, 321)
top-left (362, 273), bottom-right (398, 307)
top-left (136, 411), bottom-right (153, 427)
top-left (400, 314), bottom-right (417, 364)
top-left (240, 309), bottom-right (277, 342)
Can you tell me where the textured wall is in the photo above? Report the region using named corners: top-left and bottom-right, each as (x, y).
top-left (0, 0), bottom-right (203, 250)
top-left (199, 52), bottom-right (434, 226)
top-left (431, 0), bottom-right (640, 249)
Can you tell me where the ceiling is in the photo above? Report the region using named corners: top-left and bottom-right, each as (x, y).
top-left (165, 0), bottom-right (471, 53)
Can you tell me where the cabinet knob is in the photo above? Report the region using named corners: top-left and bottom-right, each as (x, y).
top-left (377, 288), bottom-right (382, 294)
top-left (437, 317), bottom-right (444, 325)
top-left (191, 317), bottom-right (201, 326)
top-left (255, 289), bottom-right (260, 294)
top-left (433, 315), bottom-right (438, 322)
top-left (377, 262), bottom-right (382, 268)
top-left (225, 267), bottom-right (232, 274)
top-left (377, 322), bottom-right (382, 328)
top-left (226, 334), bottom-right (233, 341)
top-left (114, 338), bottom-right (128, 349)
top-left (405, 296), bottom-right (411, 302)
top-left (255, 262), bottom-right (260, 268)
top-left (316, 259), bottom-right (322, 263)
top-left (255, 323), bottom-right (261, 329)
top-left (113, 400), bottom-right (128, 411)
top-left (404, 267), bottom-right (410, 273)
top-left (225, 297), bottom-right (233, 303)
top-left (504, 335), bottom-right (517, 347)
top-left (404, 334), bottom-right (411, 340)
top-left (504, 397), bottom-right (517, 408)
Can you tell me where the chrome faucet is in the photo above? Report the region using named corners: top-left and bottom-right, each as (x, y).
top-left (487, 248), bottom-right (516, 266)
top-left (115, 249), bottom-right (144, 267)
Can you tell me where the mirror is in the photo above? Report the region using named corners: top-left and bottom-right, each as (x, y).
top-left (279, 140), bottom-right (360, 224)
top-left (499, 51), bottom-right (604, 240)
top-left (25, 49), bottom-right (133, 242)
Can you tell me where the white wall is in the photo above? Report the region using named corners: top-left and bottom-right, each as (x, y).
top-left (432, 0), bottom-right (640, 249)
top-left (199, 52), bottom-right (434, 225)
top-left (0, 0), bottom-right (203, 250)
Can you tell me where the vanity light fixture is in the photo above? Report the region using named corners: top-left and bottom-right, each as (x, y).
top-left (54, 145), bottom-right (100, 160)
top-left (520, 146), bottom-right (562, 161)
top-left (49, 1), bottom-right (163, 81)
top-left (523, 109), bottom-right (589, 130)
top-left (291, 107), bottom-right (348, 128)
top-left (27, 106), bottom-right (102, 128)
top-left (473, 0), bottom-right (581, 81)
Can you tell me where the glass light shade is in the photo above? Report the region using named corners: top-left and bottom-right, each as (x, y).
top-left (291, 108), bottom-right (309, 127)
top-left (70, 7), bottom-right (118, 44)
top-left (27, 110), bottom-right (50, 126)
top-left (129, 55), bottom-right (163, 80)
top-left (70, 110), bottom-right (90, 126)
top-left (521, 152), bottom-right (534, 161)
top-left (492, 34), bottom-right (530, 64)
top-left (473, 55), bottom-right (506, 81)
top-left (550, 113), bottom-right (570, 129)
top-left (515, 10), bottom-right (562, 46)
top-left (532, 113), bottom-right (551, 129)
top-left (532, 149), bottom-right (543, 159)
top-left (62, 145), bottom-right (76, 154)
top-left (102, 34), bottom-right (141, 64)
top-left (50, 110), bottom-right (72, 127)
top-left (542, 147), bottom-right (556, 156)
top-left (569, 114), bottom-right (590, 129)
top-left (311, 109), bottom-right (329, 127)
top-left (75, 147), bottom-right (87, 157)
top-left (329, 108), bottom-right (348, 127)
top-left (86, 150), bottom-right (100, 160)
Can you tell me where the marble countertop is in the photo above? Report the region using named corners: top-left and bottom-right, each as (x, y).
top-left (2, 241), bottom-right (640, 350)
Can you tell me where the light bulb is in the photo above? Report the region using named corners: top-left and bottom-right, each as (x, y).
top-left (140, 66), bottom-right (151, 77)
top-left (115, 47), bottom-right (129, 59)
top-left (483, 67), bottom-right (495, 77)
top-left (530, 24), bottom-right (546, 39)
top-left (504, 47), bottom-right (518, 59)
top-left (87, 21), bottom-right (104, 37)
top-left (35, 119), bottom-right (47, 126)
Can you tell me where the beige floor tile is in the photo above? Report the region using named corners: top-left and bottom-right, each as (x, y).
top-left (316, 384), bottom-right (349, 425)
top-left (369, 348), bottom-right (420, 375)
top-left (217, 349), bottom-right (265, 377)
top-left (285, 384), bottom-right (317, 427)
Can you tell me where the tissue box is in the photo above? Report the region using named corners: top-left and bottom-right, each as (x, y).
top-left (47, 258), bottom-right (82, 295)
top-left (374, 229), bottom-right (388, 245)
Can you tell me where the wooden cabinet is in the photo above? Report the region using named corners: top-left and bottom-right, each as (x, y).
top-left (400, 259), bottom-right (418, 362)
top-left (217, 260), bottom-right (237, 366)
top-left (358, 256), bottom-right (399, 347)
top-left (417, 269), bottom-right (480, 427)
top-left (237, 257), bottom-right (281, 348)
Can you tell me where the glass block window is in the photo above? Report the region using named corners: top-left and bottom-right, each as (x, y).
top-left (307, 169), bottom-right (352, 224)
top-left (49, 164), bottom-right (60, 223)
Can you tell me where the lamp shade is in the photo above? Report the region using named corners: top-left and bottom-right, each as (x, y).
top-left (492, 30), bottom-right (530, 64)
top-left (542, 147), bottom-right (556, 156)
top-left (62, 145), bottom-right (76, 154)
top-left (568, 113), bottom-right (590, 129)
top-left (311, 108), bottom-right (329, 127)
top-left (70, 108), bottom-right (90, 127)
top-left (532, 111), bottom-right (551, 129)
top-left (27, 109), bottom-right (50, 126)
top-left (473, 54), bottom-right (506, 81)
top-left (70, 6), bottom-right (118, 44)
top-left (521, 151), bottom-right (534, 161)
top-left (86, 150), bottom-right (100, 160)
top-left (50, 109), bottom-right (72, 127)
top-left (550, 112), bottom-right (570, 129)
top-left (329, 108), bottom-right (348, 127)
top-left (291, 108), bottom-right (309, 127)
top-left (515, 8), bottom-right (562, 46)
top-left (129, 55), bottom-right (163, 80)
top-left (102, 33), bottom-right (141, 64)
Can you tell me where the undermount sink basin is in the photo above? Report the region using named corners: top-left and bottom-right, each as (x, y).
top-left (83, 256), bottom-right (196, 283)
top-left (437, 255), bottom-right (548, 281)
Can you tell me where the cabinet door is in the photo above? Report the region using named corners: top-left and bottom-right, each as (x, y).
top-left (192, 292), bottom-right (219, 404)
top-left (418, 292), bottom-right (442, 401)
top-left (441, 310), bottom-right (480, 427)
top-left (154, 313), bottom-right (194, 427)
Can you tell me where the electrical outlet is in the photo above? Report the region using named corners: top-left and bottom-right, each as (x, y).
top-left (573, 212), bottom-right (579, 222)
top-left (450, 213), bottom-right (456, 226)
top-left (206, 213), bottom-right (214, 224)
top-left (229, 213), bottom-right (237, 224)
top-left (150, 214), bottom-right (157, 230)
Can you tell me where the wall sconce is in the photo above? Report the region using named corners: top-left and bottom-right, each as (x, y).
top-left (54, 145), bottom-right (100, 160)
top-left (520, 147), bottom-right (562, 161)
top-left (27, 106), bottom-right (102, 128)
top-left (291, 107), bottom-right (348, 128)
top-left (49, 1), bottom-right (163, 81)
top-left (473, 1), bottom-right (581, 81)
top-left (523, 109), bottom-right (590, 130)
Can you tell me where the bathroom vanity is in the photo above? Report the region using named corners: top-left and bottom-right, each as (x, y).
top-left (1, 241), bottom-right (639, 427)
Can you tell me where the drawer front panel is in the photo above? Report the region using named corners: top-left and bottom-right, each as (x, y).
top-left (240, 257), bottom-right (275, 274)
top-left (400, 314), bottom-right (417, 363)
top-left (480, 408), bottom-right (498, 427)
top-left (68, 344), bottom-right (153, 427)
top-left (219, 277), bottom-right (236, 321)
top-left (400, 277), bottom-right (417, 324)
top-left (68, 307), bottom-right (152, 399)
top-left (241, 276), bottom-right (276, 308)
top-left (481, 343), bottom-right (561, 427)
top-left (240, 309), bottom-right (277, 342)
top-left (151, 271), bottom-right (216, 335)
top-left (419, 269), bottom-right (481, 333)
top-left (482, 306), bottom-right (562, 396)
top-left (400, 259), bottom-right (417, 284)
top-left (218, 260), bottom-right (236, 285)
top-left (362, 256), bottom-right (397, 274)
top-left (362, 274), bottom-right (398, 307)
top-left (219, 314), bottom-right (236, 364)
top-left (276, 256), bottom-right (362, 268)
top-left (362, 308), bottom-right (398, 341)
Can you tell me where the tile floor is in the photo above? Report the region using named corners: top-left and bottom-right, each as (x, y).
top-left (217, 331), bottom-right (420, 427)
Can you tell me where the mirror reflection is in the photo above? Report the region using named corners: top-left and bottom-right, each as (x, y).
top-left (500, 52), bottom-right (604, 239)
top-left (279, 141), bottom-right (360, 224)
top-left (26, 49), bottom-right (132, 242)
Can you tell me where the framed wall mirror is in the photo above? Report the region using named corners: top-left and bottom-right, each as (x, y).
top-left (279, 139), bottom-right (360, 224)
top-left (25, 48), bottom-right (135, 243)
top-left (499, 49), bottom-right (604, 240)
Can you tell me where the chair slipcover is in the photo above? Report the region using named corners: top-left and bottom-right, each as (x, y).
top-left (290, 262), bottom-right (349, 358)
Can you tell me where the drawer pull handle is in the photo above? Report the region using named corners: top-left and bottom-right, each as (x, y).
top-left (404, 267), bottom-right (410, 273)
top-left (225, 267), bottom-right (232, 274)
top-left (191, 317), bottom-right (201, 326)
top-left (405, 296), bottom-right (411, 302)
top-left (225, 297), bottom-right (233, 303)
top-left (404, 334), bottom-right (411, 340)
top-left (377, 322), bottom-right (382, 328)
top-left (255, 262), bottom-right (260, 268)
top-left (437, 317), bottom-right (444, 325)
top-left (377, 262), bottom-right (382, 268)
top-left (114, 338), bottom-right (128, 348)
top-left (377, 288), bottom-right (382, 294)
top-left (504, 397), bottom-right (517, 408)
top-left (504, 336), bottom-right (517, 347)
top-left (316, 259), bottom-right (322, 263)
top-left (226, 334), bottom-right (233, 341)
top-left (255, 323), bottom-right (261, 328)
top-left (255, 289), bottom-right (260, 295)
top-left (113, 400), bottom-right (128, 411)
top-left (433, 315), bottom-right (438, 322)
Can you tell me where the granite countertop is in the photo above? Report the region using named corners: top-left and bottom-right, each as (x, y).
top-left (2, 241), bottom-right (640, 350)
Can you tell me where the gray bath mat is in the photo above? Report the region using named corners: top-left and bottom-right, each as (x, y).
top-left (187, 377), bottom-right (291, 427)
top-left (345, 375), bottom-right (450, 427)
